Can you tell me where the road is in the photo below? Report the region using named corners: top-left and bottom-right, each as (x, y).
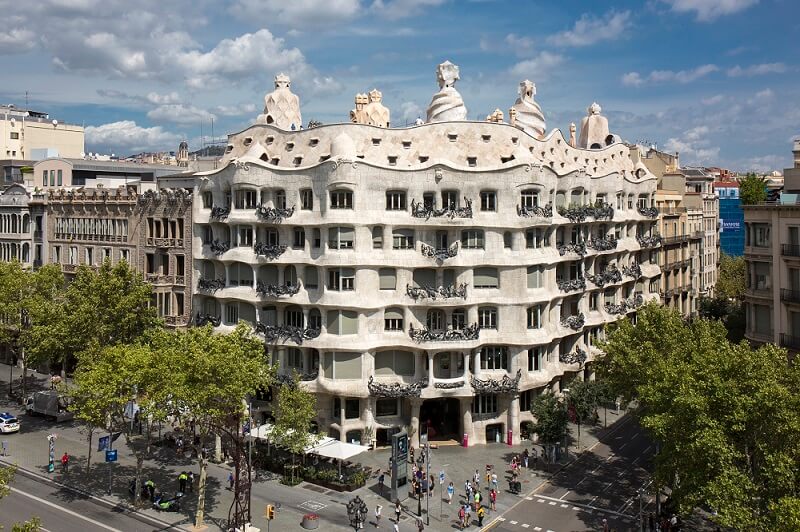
top-left (0, 470), bottom-right (177, 532)
top-left (488, 416), bottom-right (656, 532)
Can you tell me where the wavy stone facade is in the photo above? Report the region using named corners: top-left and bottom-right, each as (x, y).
top-left (193, 120), bottom-right (660, 447)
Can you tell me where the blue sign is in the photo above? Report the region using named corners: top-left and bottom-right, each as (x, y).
top-left (98, 435), bottom-right (109, 452)
top-left (439, 471), bottom-right (445, 484)
top-left (105, 449), bottom-right (118, 462)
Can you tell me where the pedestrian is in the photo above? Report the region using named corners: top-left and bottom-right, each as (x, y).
top-left (228, 471), bottom-right (234, 490)
top-left (485, 465), bottom-right (492, 486)
top-left (602, 518), bottom-right (609, 532)
top-left (416, 518), bottom-right (424, 532)
top-left (473, 490), bottom-right (481, 510)
top-left (464, 503), bottom-right (471, 526)
top-left (410, 446), bottom-right (415, 464)
top-left (465, 479), bottom-right (472, 501)
top-left (378, 472), bottom-right (385, 495)
top-left (395, 499), bottom-right (402, 522)
top-left (522, 449), bottom-right (529, 469)
top-left (458, 505), bottom-right (466, 530)
top-left (392, 522), bottom-right (399, 532)
top-left (473, 469), bottom-right (480, 490)
top-left (178, 471), bottom-right (188, 493)
top-left (188, 471), bottom-right (195, 492)
top-left (490, 488), bottom-right (497, 511)
top-left (477, 505), bottom-right (486, 527)
top-left (375, 505), bottom-right (382, 528)
top-left (145, 479), bottom-right (156, 501)
top-left (447, 481), bottom-right (454, 504)
top-left (428, 474), bottom-right (434, 496)
top-left (491, 471), bottom-right (498, 491)
top-left (533, 448), bottom-right (539, 468)
top-left (61, 452), bottom-right (69, 475)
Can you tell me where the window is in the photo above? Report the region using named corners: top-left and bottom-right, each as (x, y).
top-left (528, 347), bottom-right (544, 371)
top-left (379, 268), bottom-right (396, 290)
top-left (525, 228), bottom-right (546, 248)
top-left (441, 190), bottom-right (458, 209)
top-left (293, 227), bottom-right (305, 248)
top-left (526, 266), bottom-right (543, 289)
top-left (384, 308), bottom-right (404, 331)
top-left (478, 307), bottom-right (497, 329)
top-left (50, 170), bottom-right (55, 186)
top-left (237, 225), bottom-right (253, 247)
top-left (503, 231), bottom-right (512, 249)
top-left (753, 304), bottom-right (771, 335)
top-left (413, 268), bottom-right (436, 288)
top-left (461, 230), bottom-right (484, 249)
top-left (372, 226), bottom-right (383, 249)
top-left (305, 266), bottom-right (319, 289)
top-left (102, 248), bottom-right (111, 262)
top-left (480, 346), bottom-right (508, 370)
top-left (285, 307), bottom-right (304, 328)
top-left (386, 191), bottom-right (407, 210)
top-left (753, 262), bottom-right (771, 290)
top-left (520, 189), bottom-right (539, 208)
top-left (312, 228), bottom-right (321, 248)
top-left (753, 223), bottom-right (770, 247)
top-left (69, 246), bottom-right (77, 265)
top-left (286, 348), bottom-right (303, 370)
top-left (451, 308), bottom-right (466, 330)
top-left (480, 191), bottom-right (496, 211)
top-left (472, 395), bottom-right (498, 415)
top-left (328, 226), bottom-right (355, 249)
top-left (285, 265), bottom-right (298, 286)
top-left (327, 311), bottom-right (359, 335)
top-left (328, 268), bottom-right (355, 291)
top-left (527, 306), bottom-right (542, 329)
top-left (375, 350), bottom-right (415, 376)
top-left (202, 191), bottom-right (213, 208)
top-left (423, 192), bottom-right (435, 209)
top-left (376, 398), bottom-right (398, 417)
top-left (474, 267), bottom-right (499, 289)
top-left (627, 194), bottom-right (635, 210)
top-left (120, 249), bottom-right (130, 263)
top-left (325, 352), bottom-right (361, 379)
top-left (226, 303), bottom-right (239, 324)
top-left (330, 189), bottom-right (353, 209)
top-left (426, 309), bottom-right (444, 331)
top-left (392, 228), bottom-right (415, 250)
top-left (235, 189), bottom-right (258, 209)
top-left (300, 189), bottom-right (313, 210)
top-left (9, 132), bottom-right (19, 140)
top-left (275, 190), bottom-right (287, 209)
top-left (85, 247), bottom-right (94, 265)
top-left (589, 293), bottom-right (598, 311)
top-left (57, 170), bottom-right (62, 186)
top-left (42, 170), bottom-right (47, 187)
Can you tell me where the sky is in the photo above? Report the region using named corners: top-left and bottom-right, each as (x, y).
top-left (2, 0), bottom-right (798, 172)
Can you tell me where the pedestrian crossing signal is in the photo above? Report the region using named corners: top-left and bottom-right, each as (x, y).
top-left (266, 504), bottom-right (275, 520)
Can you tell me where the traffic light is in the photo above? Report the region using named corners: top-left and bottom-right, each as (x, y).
top-left (266, 504), bottom-right (275, 520)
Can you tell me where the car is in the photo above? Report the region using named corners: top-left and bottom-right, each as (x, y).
top-left (0, 412), bottom-right (20, 433)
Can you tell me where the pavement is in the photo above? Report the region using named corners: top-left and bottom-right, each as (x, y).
top-left (0, 363), bottom-right (643, 532)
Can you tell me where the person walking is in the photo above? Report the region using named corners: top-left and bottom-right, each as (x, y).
top-left (392, 522), bottom-right (399, 532)
top-left (473, 469), bottom-right (480, 491)
top-left (375, 505), bottom-right (382, 528)
top-left (447, 481), bottom-right (454, 504)
top-left (378, 472), bottom-right (385, 496)
top-left (145, 479), bottom-right (156, 501)
top-left (464, 503), bottom-right (471, 527)
top-left (477, 505), bottom-right (486, 527)
top-left (473, 489), bottom-right (481, 510)
top-left (416, 518), bottom-right (424, 531)
top-left (228, 471), bottom-right (234, 490)
top-left (491, 471), bottom-right (498, 491)
top-left (428, 474), bottom-right (434, 496)
top-left (395, 499), bottom-right (402, 523)
top-left (178, 471), bottom-right (188, 493)
top-left (522, 449), bottom-right (529, 469)
top-left (61, 452), bottom-right (69, 475)
top-left (458, 505), bottom-right (466, 530)
top-left (489, 488), bottom-right (497, 511)
top-left (188, 471), bottom-right (195, 493)
top-left (465, 479), bottom-right (472, 502)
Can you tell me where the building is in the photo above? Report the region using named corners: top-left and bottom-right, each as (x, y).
top-left (32, 158), bottom-right (178, 189)
top-left (717, 180), bottom-right (744, 256)
top-left (681, 168), bottom-right (719, 297)
top-left (0, 105), bottom-right (84, 161)
top-left (189, 63), bottom-right (662, 448)
top-left (743, 139), bottom-right (800, 353)
top-left (0, 183), bottom-right (34, 266)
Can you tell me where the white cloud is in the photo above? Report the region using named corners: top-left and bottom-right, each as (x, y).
top-left (547, 10), bottom-right (632, 47)
top-left (622, 64), bottom-right (718, 86)
top-left (400, 101), bottom-right (423, 123)
top-left (0, 28), bottom-right (37, 53)
top-left (370, 0), bottom-right (447, 19)
top-left (664, 125), bottom-right (720, 163)
top-left (505, 33), bottom-right (534, 54)
top-left (510, 52), bottom-right (564, 80)
top-left (231, 0), bottom-right (361, 26)
top-left (310, 76), bottom-right (344, 96)
top-left (146, 92), bottom-right (182, 105)
top-left (727, 62), bottom-right (787, 77)
top-left (147, 104), bottom-right (216, 125)
top-left (85, 120), bottom-right (181, 154)
top-left (701, 94), bottom-right (725, 105)
top-left (661, 0), bottom-right (758, 22)
top-left (213, 103), bottom-right (259, 117)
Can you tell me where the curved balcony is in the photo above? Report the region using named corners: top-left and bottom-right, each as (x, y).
top-left (210, 239), bottom-right (230, 255)
top-left (586, 236), bottom-right (618, 252)
top-left (255, 322), bottom-right (321, 344)
top-left (586, 266), bottom-right (622, 288)
top-left (557, 202), bottom-right (614, 223)
top-left (560, 313), bottom-right (586, 331)
top-left (420, 242), bottom-right (459, 261)
top-left (195, 312), bottom-right (221, 327)
top-left (198, 277), bottom-right (226, 292)
top-left (605, 295), bottom-right (644, 315)
top-left (559, 347), bottom-right (587, 366)
top-left (470, 369), bottom-right (521, 394)
top-left (410, 199), bottom-right (473, 220)
top-left (637, 206), bottom-right (659, 218)
top-left (557, 277), bottom-right (586, 293)
top-left (622, 262), bottom-right (642, 279)
top-left (255, 205), bottom-right (295, 223)
top-left (557, 242), bottom-right (586, 257)
top-left (253, 242), bottom-right (288, 260)
top-left (516, 203), bottom-right (553, 219)
top-left (637, 235), bottom-right (663, 249)
top-left (210, 206), bottom-right (230, 221)
top-left (367, 376), bottom-right (427, 398)
top-left (406, 283), bottom-right (468, 301)
top-left (256, 281), bottom-right (301, 298)
top-left (408, 323), bottom-right (480, 343)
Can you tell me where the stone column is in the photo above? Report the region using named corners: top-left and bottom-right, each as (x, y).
top-left (427, 352), bottom-right (435, 387)
top-left (339, 398), bottom-right (347, 442)
top-left (460, 398), bottom-right (473, 446)
top-left (472, 350), bottom-right (481, 377)
top-left (508, 394), bottom-right (520, 445)
top-left (410, 397), bottom-right (422, 449)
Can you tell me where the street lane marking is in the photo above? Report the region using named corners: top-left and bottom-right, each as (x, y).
top-left (560, 504), bottom-right (568, 508)
top-left (548, 501), bottom-right (557, 505)
top-left (559, 490), bottom-right (570, 500)
top-left (525, 496), bottom-right (533, 500)
top-left (521, 524), bottom-right (530, 528)
top-left (537, 499), bottom-right (545, 503)
top-left (572, 507), bottom-right (580, 511)
top-left (9, 486), bottom-right (122, 531)
top-left (589, 496), bottom-right (598, 505)
top-left (534, 494), bottom-right (632, 519)
top-left (576, 475), bottom-right (588, 486)
top-left (510, 521), bottom-right (518, 525)
top-left (601, 481), bottom-right (613, 492)
top-left (533, 528), bottom-right (542, 531)
top-left (592, 465), bottom-right (603, 473)
top-left (619, 442), bottom-right (627, 450)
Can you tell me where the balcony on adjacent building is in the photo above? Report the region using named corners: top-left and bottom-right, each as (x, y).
top-left (781, 289), bottom-right (800, 304)
top-left (782, 244), bottom-right (800, 257)
top-left (780, 334), bottom-right (800, 351)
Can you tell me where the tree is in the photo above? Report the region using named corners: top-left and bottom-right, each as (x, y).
top-left (529, 393), bottom-right (568, 462)
top-left (698, 253), bottom-right (746, 342)
top-left (271, 374), bottom-right (318, 483)
top-left (738, 172), bottom-right (767, 205)
top-left (27, 259), bottom-right (161, 372)
top-left (715, 253), bottom-right (746, 301)
top-left (156, 323), bottom-right (273, 528)
top-left (565, 378), bottom-right (612, 450)
top-left (1, 465), bottom-right (42, 531)
top-left (597, 303), bottom-right (800, 529)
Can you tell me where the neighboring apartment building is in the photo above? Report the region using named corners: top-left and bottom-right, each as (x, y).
top-left (743, 140), bottom-right (800, 353)
top-left (33, 158), bottom-right (178, 189)
top-left (683, 167), bottom-right (719, 297)
top-left (0, 105), bottom-right (84, 160)
top-left (189, 67), bottom-right (662, 447)
top-left (0, 183), bottom-right (34, 266)
top-left (717, 180), bottom-right (744, 256)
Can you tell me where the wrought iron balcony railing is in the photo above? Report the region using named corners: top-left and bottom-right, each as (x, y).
top-left (557, 241), bottom-right (586, 257)
top-left (410, 199), bottom-right (473, 220)
top-left (782, 244), bottom-right (800, 257)
top-left (587, 266), bottom-right (622, 287)
top-left (586, 235), bottom-right (618, 252)
top-left (559, 347), bottom-right (587, 366)
top-left (557, 277), bottom-right (586, 292)
top-left (408, 323), bottom-right (480, 343)
top-left (210, 205), bottom-right (230, 220)
top-left (256, 281), bottom-right (301, 297)
top-left (516, 203), bottom-right (553, 218)
top-left (406, 283), bottom-right (468, 300)
top-left (470, 369), bottom-right (522, 394)
top-left (637, 206), bottom-right (659, 218)
top-left (255, 322), bottom-right (321, 344)
top-left (560, 313), bottom-right (585, 330)
top-left (255, 205), bottom-right (295, 223)
top-left (253, 242), bottom-right (288, 260)
top-left (780, 333), bottom-right (800, 350)
top-left (622, 262), bottom-right (642, 279)
top-left (209, 239), bottom-right (230, 255)
top-left (420, 242), bottom-right (459, 261)
top-left (195, 313), bottom-right (221, 327)
top-left (780, 289), bottom-right (800, 304)
top-left (198, 277), bottom-right (226, 291)
top-left (367, 376), bottom-right (427, 398)
top-left (557, 201), bottom-right (614, 223)
top-left (637, 235), bottom-right (663, 248)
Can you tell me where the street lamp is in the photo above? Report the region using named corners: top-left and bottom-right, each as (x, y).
top-left (346, 495), bottom-right (368, 530)
top-left (415, 453), bottom-right (425, 517)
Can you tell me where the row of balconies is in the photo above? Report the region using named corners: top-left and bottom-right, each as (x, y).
top-left (145, 237), bottom-right (185, 248)
top-left (663, 258), bottom-right (692, 271)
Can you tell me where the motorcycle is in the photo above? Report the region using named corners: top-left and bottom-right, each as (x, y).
top-left (153, 492), bottom-right (183, 512)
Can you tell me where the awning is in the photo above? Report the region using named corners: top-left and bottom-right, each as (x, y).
top-left (307, 439), bottom-right (367, 461)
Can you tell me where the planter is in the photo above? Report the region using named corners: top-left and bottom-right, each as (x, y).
top-left (301, 513), bottom-right (319, 530)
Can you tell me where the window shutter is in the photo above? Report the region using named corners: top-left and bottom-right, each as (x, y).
top-left (474, 267), bottom-right (498, 288)
top-left (379, 268), bottom-right (397, 290)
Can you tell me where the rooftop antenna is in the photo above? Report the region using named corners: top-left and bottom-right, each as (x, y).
top-left (210, 117), bottom-right (214, 157)
top-left (25, 91), bottom-right (28, 108)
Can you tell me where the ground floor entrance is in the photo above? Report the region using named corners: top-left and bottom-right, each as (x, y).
top-left (420, 398), bottom-right (461, 441)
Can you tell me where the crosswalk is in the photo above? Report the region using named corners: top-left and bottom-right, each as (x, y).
top-left (490, 494), bottom-right (636, 532)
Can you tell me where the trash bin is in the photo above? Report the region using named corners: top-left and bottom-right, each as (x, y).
top-left (462, 433), bottom-right (468, 447)
top-left (507, 430), bottom-right (513, 446)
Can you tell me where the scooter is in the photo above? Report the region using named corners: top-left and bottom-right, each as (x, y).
top-left (153, 492), bottom-right (183, 512)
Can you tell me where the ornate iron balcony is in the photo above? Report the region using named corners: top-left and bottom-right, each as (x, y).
top-left (138, 188), bottom-right (192, 206)
top-left (255, 204), bottom-right (295, 223)
top-left (275, 371), bottom-right (319, 385)
top-left (516, 203), bottom-right (553, 218)
top-left (557, 241), bottom-right (586, 256)
top-left (405, 283), bottom-right (468, 301)
top-left (256, 281), bottom-right (301, 297)
top-left (637, 235), bottom-right (663, 248)
top-left (586, 235), bottom-right (618, 251)
top-left (559, 347), bottom-right (587, 366)
top-left (255, 322), bottom-right (321, 344)
top-left (198, 277), bottom-right (225, 292)
top-left (557, 277), bottom-right (586, 292)
top-left (434, 380), bottom-right (465, 389)
top-left (587, 266), bottom-right (622, 287)
top-left (420, 242), bottom-right (459, 261)
top-left (209, 239), bottom-right (230, 255)
top-left (410, 198), bottom-right (473, 220)
top-left (605, 294), bottom-right (646, 315)
top-left (408, 323), bottom-right (480, 343)
top-left (210, 206), bottom-right (230, 220)
top-left (638, 206), bottom-right (659, 218)
top-left (253, 242), bottom-right (288, 260)
top-left (557, 201), bottom-right (614, 223)
top-left (622, 262), bottom-right (642, 279)
top-left (367, 376), bottom-right (428, 398)
top-left (560, 313), bottom-right (585, 330)
top-left (195, 313), bottom-right (221, 327)
top-left (470, 369), bottom-right (522, 394)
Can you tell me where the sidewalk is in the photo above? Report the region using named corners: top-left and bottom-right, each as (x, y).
top-left (0, 363), bottom-right (631, 531)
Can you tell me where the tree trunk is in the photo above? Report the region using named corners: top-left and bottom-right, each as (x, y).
top-left (577, 422), bottom-right (581, 451)
top-left (195, 455), bottom-right (208, 528)
top-left (135, 454), bottom-right (144, 509)
top-left (87, 429), bottom-right (93, 472)
top-left (20, 348), bottom-right (27, 401)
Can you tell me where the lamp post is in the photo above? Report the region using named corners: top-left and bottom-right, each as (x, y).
top-left (346, 495), bottom-right (368, 530)
top-left (416, 454), bottom-right (424, 517)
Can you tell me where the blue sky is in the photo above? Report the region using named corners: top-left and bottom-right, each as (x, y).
top-left (2, 0), bottom-right (797, 171)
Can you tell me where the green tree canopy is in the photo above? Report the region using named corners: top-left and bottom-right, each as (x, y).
top-left (738, 172), bottom-right (767, 205)
top-left (714, 253), bottom-right (746, 301)
top-left (597, 303), bottom-right (800, 529)
top-left (529, 393), bottom-right (568, 459)
top-left (272, 374), bottom-right (318, 482)
top-left (565, 378), bottom-right (612, 449)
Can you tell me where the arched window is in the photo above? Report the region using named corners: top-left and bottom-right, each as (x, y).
top-left (426, 309), bottom-right (444, 331)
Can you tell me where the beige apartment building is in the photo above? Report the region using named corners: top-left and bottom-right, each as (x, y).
top-left (0, 105), bottom-right (84, 160)
top-left (743, 140), bottom-right (800, 353)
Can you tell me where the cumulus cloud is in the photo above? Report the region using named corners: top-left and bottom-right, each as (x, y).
top-left (622, 64), bottom-right (718, 86)
top-left (0, 28), bottom-right (37, 53)
top-left (97, 89), bottom-right (182, 106)
top-left (147, 104), bottom-right (216, 125)
top-left (370, 0), bottom-right (447, 19)
top-left (85, 120), bottom-right (182, 154)
top-left (727, 62), bottom-right (787, 77)
top-left (510, 52), bottom-right (564, 79)
top-left (505, 33), bottom-right (534, 54)
top-left (664, 125), bottom-right (720, 163)
top-left (400, 101), bottom-right (423, 124)
top-left (547, 11), bottom-right (632, 47)
top-left (661, 0), bottom-right (758, 22)
top-left (230, 0), bottom-right (361, 27)
top-left (701, 94), bottom-right (725, 105)
top-left (213, 103), bottom-right (259, 117)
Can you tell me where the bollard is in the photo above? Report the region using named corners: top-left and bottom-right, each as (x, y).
top-left (1, 440), bottom-right (7, 456)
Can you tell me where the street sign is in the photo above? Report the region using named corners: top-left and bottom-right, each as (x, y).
top-left (439, 471), bottom-right (445, 485)
top-left (105, 449), bottom-right (118, 462)
top-left (98, 435), bottom-right (109, 452)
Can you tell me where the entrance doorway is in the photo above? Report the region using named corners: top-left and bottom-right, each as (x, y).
top-left (419, 398), bottom-right (460, 441)
top-left (485, 423), bottom-right (504, 443)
